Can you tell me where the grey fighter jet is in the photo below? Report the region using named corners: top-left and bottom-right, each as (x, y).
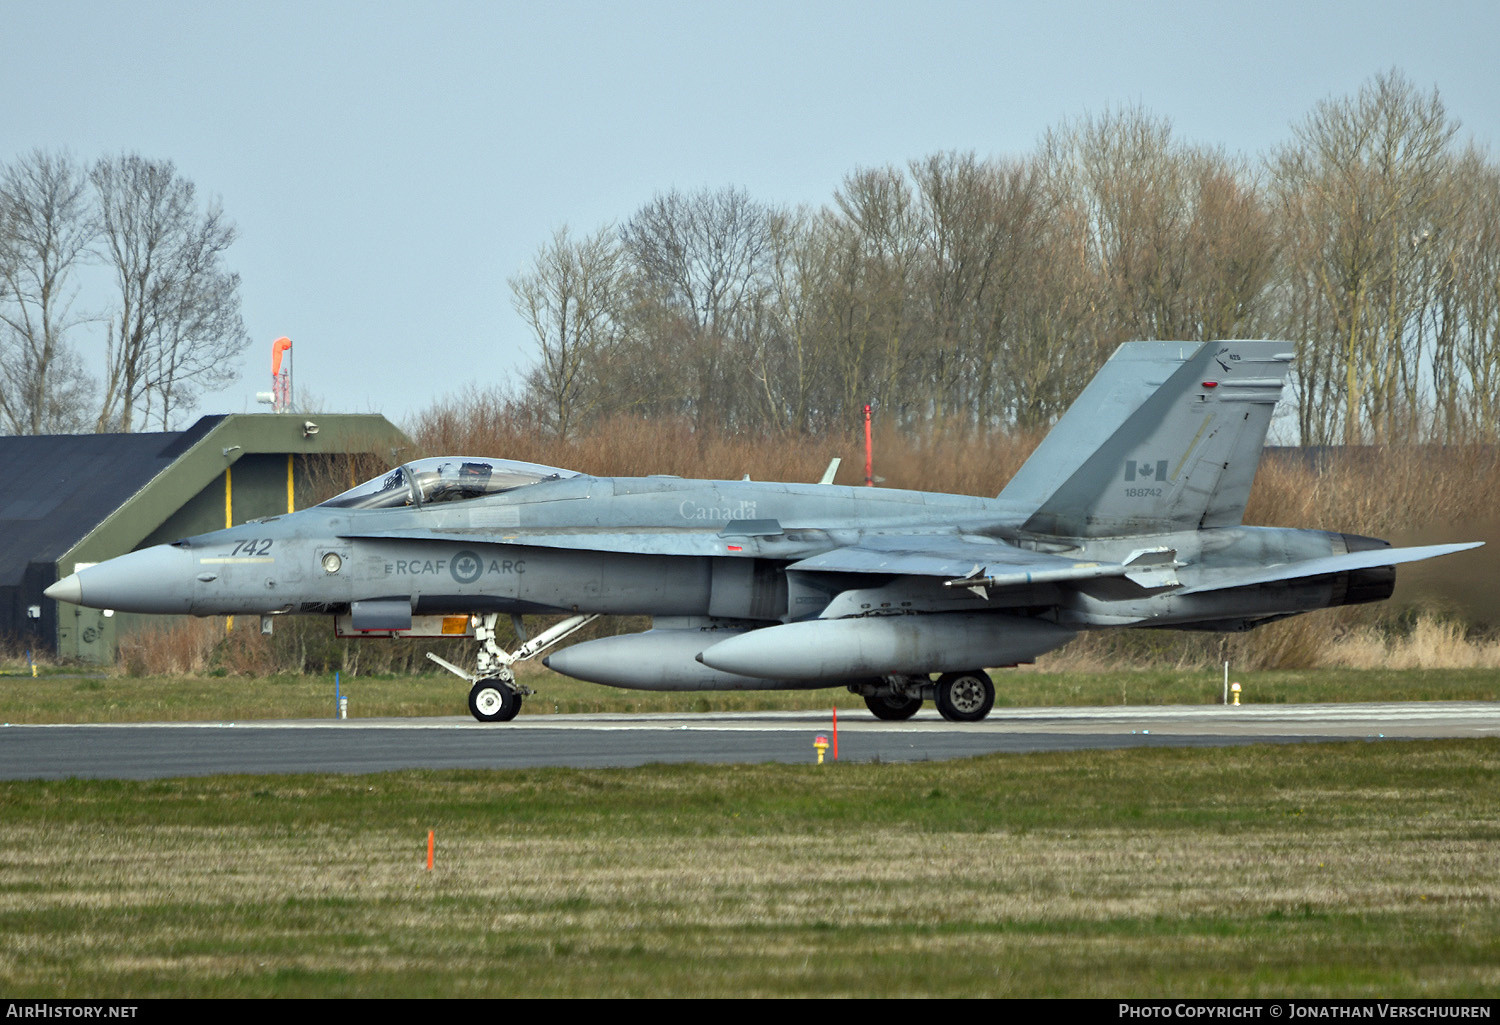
top-left (45, 341), bottom-right (1480, 722)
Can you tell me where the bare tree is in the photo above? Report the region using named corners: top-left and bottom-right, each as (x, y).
top-left (510, 225), bottom-right (624, 438)
top-left (747, 208), bottom-right (825, 431)
top-left (1042, 107), bottom-right (1275, 351)
top-left (0, 150), bottom-right (96, 434)
top-left (825, 166), bottom-right (923, 423)
top-left (910, 152), bottom-right (1055, 425)
top-left (1430, 150), bottom-right (1500, 440)
top-left (619, 187), bottom-right (780, 430)
top-left (1271, 71), bottom-right (1462, 443)
top-left (91, 154), bottom-right (248, 431)
top-left (484, 78), bottom-right (1500, 449)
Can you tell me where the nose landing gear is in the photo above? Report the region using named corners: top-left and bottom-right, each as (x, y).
top-left (428, 612), bottom-right (599, 722)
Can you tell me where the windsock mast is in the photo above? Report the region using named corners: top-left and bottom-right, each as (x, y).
top-left (256, 336), bottom-right (293, 412)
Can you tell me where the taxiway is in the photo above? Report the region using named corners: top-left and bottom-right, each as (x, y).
top-left (2, 702), bottom-right (1496, 779)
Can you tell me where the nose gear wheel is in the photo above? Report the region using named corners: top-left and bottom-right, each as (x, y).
top-left (428, 612), bottom-right (598, 722)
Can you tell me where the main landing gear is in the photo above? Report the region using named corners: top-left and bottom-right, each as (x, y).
top-left (428, 612), bottom-right (599, 723)
top-left (863, 692), bottom-right (925, 721)
top-left (933, 669), bottom-right (995, 722)
top-left (853, 669), bottom-right (996, 723)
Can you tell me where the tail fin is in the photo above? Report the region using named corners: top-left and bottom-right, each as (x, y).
top-left (999, 340), bottom-right (1294, 537)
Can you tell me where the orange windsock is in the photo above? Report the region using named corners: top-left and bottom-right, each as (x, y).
top-left (271, 336), bottom-right (292, 376)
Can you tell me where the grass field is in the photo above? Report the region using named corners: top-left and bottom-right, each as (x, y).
top-left (3, 661), bottom-right (1496, 996)
top-left (1, 740), bottom-right (1497, 997)
top-left (3, 665), bottom-right (1499, 723)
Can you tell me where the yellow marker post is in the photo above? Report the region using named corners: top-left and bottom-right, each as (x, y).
top-left (814, 735), bottom-right (830, 765)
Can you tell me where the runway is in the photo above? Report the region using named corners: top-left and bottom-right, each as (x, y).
top-left (3, 702), bottom-right (1496, 779)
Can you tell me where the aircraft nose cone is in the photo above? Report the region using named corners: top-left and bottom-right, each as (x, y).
top-left (44, 574), bottom-right (83, 604)
top-left (52, 545), bottom-right (196, 614)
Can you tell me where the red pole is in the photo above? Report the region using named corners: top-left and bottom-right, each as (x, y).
top-left (832, 707), bottom-right (838, 760)
top-left (863, 404), bottom-right (873, 487)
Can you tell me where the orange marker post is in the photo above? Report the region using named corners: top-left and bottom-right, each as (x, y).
top-left (832, 707), bottom-right (838, 760)
top-left (863, 404), bottom-right (874, 486)
top-left (427, 830), bottom-right (434, 871)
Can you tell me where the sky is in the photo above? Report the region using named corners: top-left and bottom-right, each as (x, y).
top-left (6, 0), bottom-right (1500, 433)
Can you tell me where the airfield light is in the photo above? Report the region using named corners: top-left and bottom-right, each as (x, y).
top-left (1231, 682), bottom-right (1242, 706)
top-left (814, 734), bottom-right (830, 765)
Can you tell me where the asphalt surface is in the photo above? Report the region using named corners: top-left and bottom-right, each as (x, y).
top-left (2, 702), bottom-right (1497, 779)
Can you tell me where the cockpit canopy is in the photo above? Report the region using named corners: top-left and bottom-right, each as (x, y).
top-left (318, 456), bottom-right (579, 510)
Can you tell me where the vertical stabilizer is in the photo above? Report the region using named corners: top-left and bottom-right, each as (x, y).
top-left (999, 341), bottom-right (1294, 537)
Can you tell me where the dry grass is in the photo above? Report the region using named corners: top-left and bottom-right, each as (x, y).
top-left (1035, 612), bottom-right (1500, 674)
top-left (409, 393), bottom-right (1045, 494)
top-left (1248, 445), bottom-right (1500, 536)
top-left (116, 618), bottom-right (219, 676)
top-left (1323, 616), bottom-right (1500, 670)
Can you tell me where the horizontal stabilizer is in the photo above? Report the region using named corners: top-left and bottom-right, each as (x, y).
top-left (1177, 542), bottom-right (1482, 595)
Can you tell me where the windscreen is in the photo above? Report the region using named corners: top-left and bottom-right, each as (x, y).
top-left (318, 457), bottom-right (578, 510)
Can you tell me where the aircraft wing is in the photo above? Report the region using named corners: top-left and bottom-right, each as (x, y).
top-left (335, 524), bottom-right (876, 560)
top-left (1176, 542), bottom-right (1482, 594)
top-left (788, 534), bottom-right (1074, 578)
top-left (788, 534), bottom-right (1181, 590)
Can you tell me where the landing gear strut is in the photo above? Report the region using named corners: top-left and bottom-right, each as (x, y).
top-left (428, 612), bottom-right (599, 723)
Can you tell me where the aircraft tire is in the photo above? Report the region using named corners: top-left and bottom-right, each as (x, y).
top-left (934, 670), bottom-right (994, 722)
top-left (864, 693), bottom-right (923, 721)
top-left (468, 678), bottom-right (522, 723)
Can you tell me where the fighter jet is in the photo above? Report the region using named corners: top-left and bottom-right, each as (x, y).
top-left (45, 340), bottom-right (1480, 722)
